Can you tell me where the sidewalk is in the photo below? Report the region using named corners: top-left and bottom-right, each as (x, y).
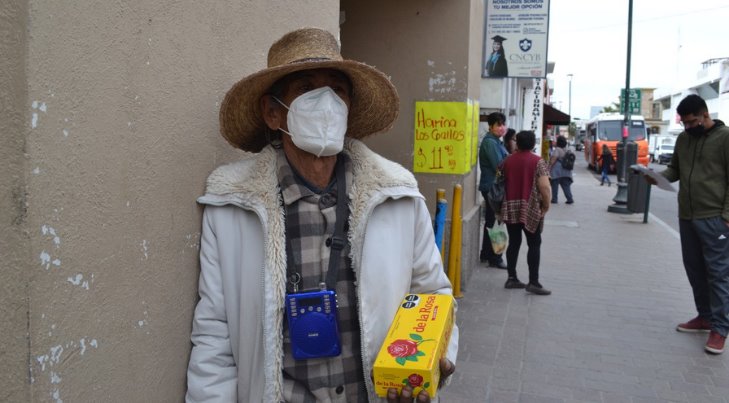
top-left (439, 160), bottom-right (729, 402)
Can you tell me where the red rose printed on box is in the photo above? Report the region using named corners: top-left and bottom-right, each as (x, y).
top-left (409, 373), bottom-right (423, 386)
top-left (387, 334), bottom-right (433, 366)
top-left (387, 339), bottom-right (418, 358)
top-left (402, 373), bottom-right (430, 391)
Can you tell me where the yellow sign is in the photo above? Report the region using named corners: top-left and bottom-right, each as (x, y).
top-left (465, 100), bottom-right (473, 167)
top-left (413, 102), bottom-right (473, 174)
top-left (471, 101), bottom-right (480, 166)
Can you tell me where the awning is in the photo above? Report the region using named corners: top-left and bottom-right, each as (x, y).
top-left (544, 104), bottom-right (570, 125)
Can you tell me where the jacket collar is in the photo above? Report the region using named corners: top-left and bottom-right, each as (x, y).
top-left (200, 139), bottom-right (419, 206)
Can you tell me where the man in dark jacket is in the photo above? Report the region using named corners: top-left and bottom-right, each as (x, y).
top-left (650, 94), bottom-right (729, 354)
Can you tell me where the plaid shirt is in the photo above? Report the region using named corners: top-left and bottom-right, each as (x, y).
top-left (277, 150), bottom-right (367, 403)
top-left (501, 154), bottom-right (549, 233)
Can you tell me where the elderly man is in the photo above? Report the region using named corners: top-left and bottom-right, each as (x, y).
top-left (186, 28), bottom-right (458, 402)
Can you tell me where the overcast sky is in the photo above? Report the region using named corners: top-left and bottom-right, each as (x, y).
top-left (546, 0), bottom-right (729, 120)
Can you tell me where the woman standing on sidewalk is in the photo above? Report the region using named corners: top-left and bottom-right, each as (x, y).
top-left (503, 128), bottom-right (517, 154)
top-left (599, 144), bottom-right (614, 186)
top-left (500, 131), bottom-right (553, 295)
top-left (548, 135), bottom-right (574, 204)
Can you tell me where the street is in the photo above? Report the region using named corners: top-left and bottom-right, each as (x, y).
top-left (583, 158), bottom-right (680, 233)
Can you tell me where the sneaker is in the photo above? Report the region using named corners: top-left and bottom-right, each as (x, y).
top-left (551, 200), bottom-right (558, 204)
top-left (705, 331), bottom-right (726, 354)
top-left (504, 278), bottom-right (526, 289)
top-left (676, 316), bottom-right (711, 333)
top-left (525, 283), bottom-right (551, 295)
top-left (566, 200), bottom-right (574, 204)
top-left (488, 260), bottom-right (507, 269)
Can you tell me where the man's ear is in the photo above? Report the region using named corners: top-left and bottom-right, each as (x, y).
top-left (261, 95), bottom-right (283, 130)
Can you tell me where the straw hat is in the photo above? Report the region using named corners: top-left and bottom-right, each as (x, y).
top-left (219, 27), bottom-right (400, 152)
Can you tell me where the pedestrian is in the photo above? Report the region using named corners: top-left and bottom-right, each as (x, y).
top-left (503, 128), bottom-right (517, 154)
top-left (478, 112), bottom-right (509, 269)
top-left (599, 144), bottom-right (614, 186)
top-left (500, 130), bottom-right (553, 295)
top-left (645, 94), bottom-right (729, 354)
top-left (548, 135), bottom-right (574, 204)
top-left (186, 27), bottom-right (458, 402)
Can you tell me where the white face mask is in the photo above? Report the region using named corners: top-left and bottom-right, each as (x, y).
top-left (274, 86), bottom-right (349, 157)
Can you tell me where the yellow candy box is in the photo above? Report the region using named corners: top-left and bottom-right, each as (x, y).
top-left (372, 294), bottom-right (455, 398)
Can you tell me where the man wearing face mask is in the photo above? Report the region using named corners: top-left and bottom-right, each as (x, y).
top-left (186, 28), bottom-right (458, 402)
top-left (645, 94), bottom-right (729, 355)
top-left (478, 112), bottom-right (509, 269)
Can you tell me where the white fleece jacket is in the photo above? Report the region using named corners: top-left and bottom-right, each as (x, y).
top-left (186, 139), bottom-right (458, 402)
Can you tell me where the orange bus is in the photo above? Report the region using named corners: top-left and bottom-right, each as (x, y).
top-left (584, 113), bottom-right (649, 172)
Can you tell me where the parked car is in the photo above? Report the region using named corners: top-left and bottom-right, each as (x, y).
top-left (649, 135), bottom-right (676, 163)
top-left (657, 146), bottom-right (674, 164)
top-left (575, 130), bottom-right (585, 151)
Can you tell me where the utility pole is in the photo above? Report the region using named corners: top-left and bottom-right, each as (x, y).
top-left (622, 0), bottom-right (633, 157)
top-left (608, 0), bottom-right (633, 214)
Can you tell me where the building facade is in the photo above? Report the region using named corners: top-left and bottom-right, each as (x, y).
top-left (653, 58), bottom-right (729, 134)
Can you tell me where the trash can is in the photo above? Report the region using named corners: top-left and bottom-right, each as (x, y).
top-left (627, 165), bottom-right (649, 213)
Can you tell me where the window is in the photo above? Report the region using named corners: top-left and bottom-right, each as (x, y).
top-left (596, 121), bottom-right (646, 141)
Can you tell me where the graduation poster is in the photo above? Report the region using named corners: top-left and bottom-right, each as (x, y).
top-left (482, 0), bottom-right (550, 79)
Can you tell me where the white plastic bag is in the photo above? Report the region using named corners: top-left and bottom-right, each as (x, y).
top-left (488, 222), bottom-right (509, 255)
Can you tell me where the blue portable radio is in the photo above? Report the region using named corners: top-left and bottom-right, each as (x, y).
top-left (285, 288), bottom-right (341, 360)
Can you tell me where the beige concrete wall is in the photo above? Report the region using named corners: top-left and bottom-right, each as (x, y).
top-left (340, 0), bottom-right (483, 284)
top-left (1, 1), bottom-right (31, 402)
top-left (463, 0), bottom-right (487, 283)
top-left (5, 1), bottom-right (337, 401)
